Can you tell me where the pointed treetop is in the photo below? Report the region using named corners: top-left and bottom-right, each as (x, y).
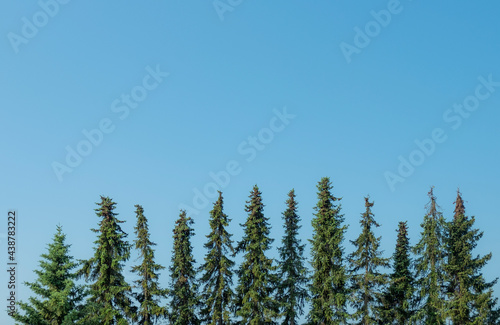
top-left (428, 186), bottom-right (435, 199)
top-left (454, 189), bottom-right (466, 218)
top-left (425, 186), bottom-right (441, 216)
top-left (365, 196), bottom-right (374, 208)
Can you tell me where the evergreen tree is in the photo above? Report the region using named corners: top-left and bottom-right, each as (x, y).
top-left (276, 189), bottom-right (309, 325)
top-left (413, 187), bottom-right (447, 325)
top-left (444, 190), bottom-right (498, 324)
top-left (487, 299), bottom-right (500, 325)
top-left (379, 221), bottom-right (416, 324)
top-left (308, 177), bottom-right (349, 324)
top-left (11, 225), bottom-right (85, 325)
top-left (168, 210), bottom-right (199, 325)
top-left (79, 196), bottom-right (136, 325)
top-left (348, 197), bottom-right (390, 325)
top-left (131, 205), bottom-right (168, 325)
top-left (234, 185), bottom-right (279, 324)
top-left (199, 192), bottom-right (235, 325)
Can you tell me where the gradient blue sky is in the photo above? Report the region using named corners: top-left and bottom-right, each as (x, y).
top-left (1, 1), bottom-right (500, 323)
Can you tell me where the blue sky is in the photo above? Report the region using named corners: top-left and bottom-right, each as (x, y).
top-left (1, 1), bottom-right (500, 323)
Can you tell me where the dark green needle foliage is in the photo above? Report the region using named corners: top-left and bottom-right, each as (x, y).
top-left (131, 205), bottom-right (168, 325)
top-left (11, 225), bottom-right (85, 325)
top-left (348, 197), bottom-right (390, 325)
top-left (379, 221), bottom-right (416, 324)
top-left (199, 192), bottom-right (235, 325)
top-left (276, 189), bottom-right (309, 325)
top-left (79, 196), bottom-right (136, 325)
top-left (444, 190), bottom-right (498, 324)
top-left (234, 185), bottom-right (279, 324)
top-left (413, 187), bottom-right (447, 325)
top-left (168, 210), bottom-right (199, 325)
top-left (308, 177), bottom-right (349, 324)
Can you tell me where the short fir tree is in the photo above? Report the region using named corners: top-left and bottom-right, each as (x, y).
top-left (168, 210), bottom-right (199, 325)
top-left (234, 185), bottom-right (279, 324)
top-left (276, 189), bottom-right (309, 325)
top-left (11, 225), bottom-right (85, 325)
top-left (379, 221), bottom-right (416, 324)
top-left (413, 187), bottom-right (447, 325)
top-left (131, 205), bottom-right (168, 325)
top-left (199, 192), bottom-right (235, 325)
top-left (348, 197), bottom-right (390, 325)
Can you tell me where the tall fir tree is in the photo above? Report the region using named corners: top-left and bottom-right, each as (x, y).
top-left (413, 187), bottom-right (447, 325)
top-left (131, 205), bottom-right (168, 325)
top-left (348, 197), bottom-right (390, 325)
top-left (79, 196), bottom-right (136, 325)
top-left (168, 210), bottom-right (199, 325)
top-left (276, 189), bottom-right (309, 325)
top-left (444, 190), bottom-right (498, 324)
top-left (11, 225), bottom-right (85, 325)
top-left (308, 177), bottom-right (349, 324)
top-left (379, 221), bottom-right (416, 324)
top-left (199, 192), bottom-right (235, 325)
top-left (234, 185), bottom-right (279, 324)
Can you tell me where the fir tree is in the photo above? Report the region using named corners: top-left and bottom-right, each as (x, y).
top-left (199, 192), bottom-right (235, 325)
top-left (348, 197), bottom-right (390, 325)
top-left (379, 221), bottom-right (416, 324)
top-left (444, 190), bottom-right (498, 324)
top-left (413, 187), bottom-right (447, 325)
top-left (234, 185), bottom-right (279, 324)
top-left (276, 189), bottom-right (309, 325)
top-left (308, 177), bottom-right (349, 324)
top-left (79, 196), bottom-right (136, 325)
top-left (11, 225), bottom-right (85, 325)
top-left (131, 205), bottom-right (168, 325)
top-left (168, 210), bottom-right (199, 325)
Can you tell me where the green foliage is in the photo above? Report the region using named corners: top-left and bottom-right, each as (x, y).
top-left (131, 205), bottom-right (168, 325)
top-left (308, 177), bottom-right (349, 324)
top-left (199, 192), bottom-right (235, 325)
top-left (234, 185), bottom-right (280, 324)
top-left (348, 198), bottom-right (390, 325)
top-left (13, 183), bottom-right (500, 325)
top-left (276, 189), bottom-right (309, 325)
top-left (379, 221), bottom-right (416, 324)
top-left (444, 190), bottom-right (498, 324)
top-left (11, 225), bottom-right (85, 325)
top-left (413, 187), bottom-right (447, 325)
top-left (78, 196), bottom-right (136, 325)
top-left (168, 210), bottom-right (199, 325)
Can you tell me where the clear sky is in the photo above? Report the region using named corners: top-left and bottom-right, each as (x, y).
top-left (1, 1), bottom-right (500, 323)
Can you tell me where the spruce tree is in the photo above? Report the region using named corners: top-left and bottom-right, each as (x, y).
top-left (199, 192), bottom-right (235, 325)
top-left (234, 185), bottom-right (279, 324)
top-left (79, 196), bottom-right (136, 325)
top-left (131, 205), bottom-right (168, 325)
top-left (444, 190), bottom-right (498, 324)
top-left (413, 187), bottom-right (446, 325)
top-left (276, 189), bottom-right (309, 325)
top-left (348, 197), bottom-right (390, 325)
top-left (11, 225), bottom-right (85, 325)
top-left (379, 221), bottom-right (416, 324)
top-left (308, 177), bottom-right (349, 324)
top-left (168, 210), bottom-right (199, 325)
